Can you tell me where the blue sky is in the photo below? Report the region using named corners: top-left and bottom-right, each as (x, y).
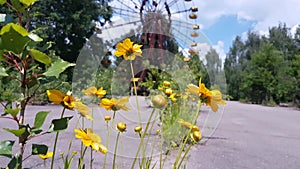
top-left (202, 15), bottom-right (255, 53)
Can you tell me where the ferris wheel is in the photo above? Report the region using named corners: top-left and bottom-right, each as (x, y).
top-left (73, 0), bottom-right (225, 148)
top-left (99, 0), bottom-right (209, 59)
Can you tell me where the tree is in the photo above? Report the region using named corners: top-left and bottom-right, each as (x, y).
top-left (241, 43), bottom-right (287, 104)
top-left (30, 0), bottom-right (112, 63)
top-left (224, 36), bottom-right (245, 100)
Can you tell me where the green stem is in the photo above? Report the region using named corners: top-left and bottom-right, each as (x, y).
top-left (131, 109), bottom-right (156, 169)
top-left (130, 60), bottom-right (142, 125)
top-left (102, 122), bottom-right (110, 169)
top-left (90, 107), bottom-right (94, 169)
top-left (142, 110), bottom-right (159, 166)
top-left (113, 132), bottom-right (121, 169)
top-left (90, 147), bottom-right (93, 169)
top-left (177, 143), bottom-right (193, 169)
top-left (66, 118), bottom-right (80, 157)
top-left (79, 147), bottom-right (88, 169)
top-left (50, 107), bottom-right (66, 169)
top-left (173, 105), bottom-right (200, 169)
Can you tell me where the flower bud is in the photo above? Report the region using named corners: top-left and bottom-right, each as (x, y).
top-left (192, 131), bottom-right (202, 142)
top-left (134, 126), bottom-right (142, 133)
top-left (192, 125), bottom-right (199, 131)
top-left (164, 88), bottom-right (173, 96)
top-left (163, 81), bottom-right (171, 87)
top-left (151, 95), bottom-right (167, 108)
top-left (104, 115), bottom-right (111, 122)
top-left (117, 122), bottom-right (126, 132)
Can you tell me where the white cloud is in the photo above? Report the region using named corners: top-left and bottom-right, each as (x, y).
top-left (213, 41), bottom-right (226, 64)
top-left (291, 24), bottom-right (300, 37)
top-left (195, 0), bottom-right (300, 31)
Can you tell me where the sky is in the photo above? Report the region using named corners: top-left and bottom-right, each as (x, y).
top-left (195, 0), bottom-right (300, 61)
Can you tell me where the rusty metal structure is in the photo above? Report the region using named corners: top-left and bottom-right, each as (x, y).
top-left (99, 0), bottom-right (201, 95)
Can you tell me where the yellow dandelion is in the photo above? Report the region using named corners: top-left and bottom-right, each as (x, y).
top-left (114, 38), bottom-right (143, 60)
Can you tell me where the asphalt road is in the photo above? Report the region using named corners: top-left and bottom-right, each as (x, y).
top-left (0, 99), bottom-right (299, 169)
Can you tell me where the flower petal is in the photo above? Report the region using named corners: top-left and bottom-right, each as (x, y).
top-left (82, 86), bottom-right (97, 96)
top-left (47, 90), bottom-right (64, 104)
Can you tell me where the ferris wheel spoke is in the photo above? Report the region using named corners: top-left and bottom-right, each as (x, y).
top-left (112, 7), bottom-right (140, 14)
top-left (113, 11), bottom-right (141, 19)
top-left (102, 20), bottom-right (141, 30)
top-left (171, 8), bottom-right (192, 15)
top-left (114, 0), bottom-right (140, 13)
top-left (172, 27), bottom-right (198, 44)
top-left (166, 0), bottom-right (180, 8)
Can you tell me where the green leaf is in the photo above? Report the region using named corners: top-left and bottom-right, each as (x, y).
top-left (34, 111), bottom-right (50, 129)
top-left (28, 33), bottom-right (43, 42)
top-left (48, 116), bottom-right (73, 132)
top-left (19, 0), bottom-right (37, 7)
top-left (0, 23), bottom-right (31, 54)
top-left (0, 140), bottom-right (14, 158)
top-left (29, 49), bottom-right (51, 65)
top-left (0, 66), bottom-right (8, 76)
top-left (8, 155), bottom-right (21, 169)
top-left (32, 144), bottom-right (48, 155)
top-left (0, 0), bottom-right (6, 5)
top-left (10, 0), bottom-right (25, 13)
top-left (44, 59), bottom-right (76, 78)
top-left (4, 108), bottom-right (20, 116)
top-left (3, 127), bottom-right (26, 137)
top-left (29, 128), bottom-right (42, 137)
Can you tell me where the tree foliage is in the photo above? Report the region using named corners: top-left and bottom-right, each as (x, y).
top-left (225, 23), bottom-right (300, 106)
top-left (30, 0), bottom-right (112, 63)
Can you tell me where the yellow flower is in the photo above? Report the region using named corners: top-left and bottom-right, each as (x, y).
top-left (82, 86), bottom-right (106, 98)
top-left (100, 97), bottom-right (130, 111)
top-left (114, 38), bottom-right (143, 60)
top-left (38, 152), bottom-right (53, 160)
top-left (74, 128), bottom-right (107, 154)
top-left (207, 90), bottom-right (226, 112)
top-left (186, 79), bottom-right (212, 99)
top-left (186, 79), bottom-right (226, 112)
top-left (74, 101), bottom-right (93, 121)
top-left (169, 93), bottom-right (177, 101)
top-left (47, 90), bottom-right (93, 120)
top-left (46, 90), bottom-right (75, 109)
